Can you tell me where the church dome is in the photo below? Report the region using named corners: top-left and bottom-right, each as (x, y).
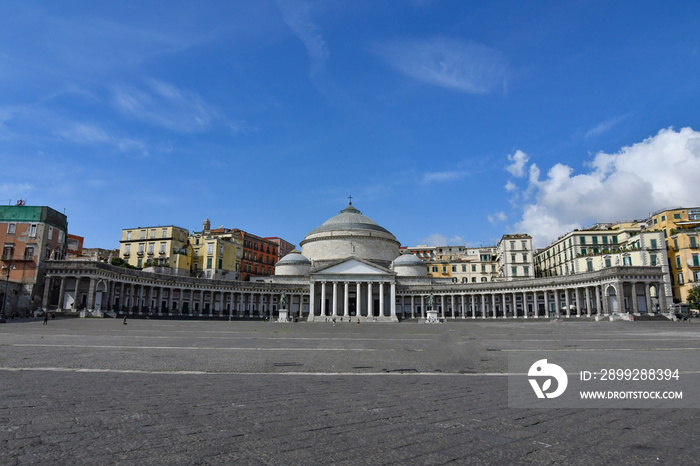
top-left (392, 253), bottom-right (428, 277)
top-left (275, 250), bottom-right (311, 276)
top-left (300, 203), bottom-right (400, 269)
top-left (307, 204), bottom-right (393, 236)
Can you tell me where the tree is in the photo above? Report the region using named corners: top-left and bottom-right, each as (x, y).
top-left (688, 286), bottom-right (700, 312)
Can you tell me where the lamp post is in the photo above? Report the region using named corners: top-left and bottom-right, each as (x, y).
top-left (1, 262), bottom-right (16, 323)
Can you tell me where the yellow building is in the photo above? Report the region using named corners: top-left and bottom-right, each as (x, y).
top-left (648, 207), bottom-right (700, 303)
top-left (188, 219), bottom-right (243, 280)
top-left (119, 226), bottom-right (191, 273)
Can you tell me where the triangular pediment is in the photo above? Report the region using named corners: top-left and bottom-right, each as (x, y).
top-left (312, 258), bottom-right (391, 276)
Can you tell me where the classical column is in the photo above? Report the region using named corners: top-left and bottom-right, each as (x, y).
top-left (480, 294), bottom-right (486, 319)
top-left (344, 281), bottom-right (349, 317)
top-left (309, 282), bottom-right (315, 318)
top-left (522, 291), bottom-right (528, 319)
top-left (461, 294), bottom-right (466, 319)
top-left (471, 295), bottom-right (475, 319)
top-left (321, 282), bottom-right (327, 318)
top-left (379, 282), bottom-right (385, 317)
top-left (356, 282), bottom-right (361, 318)
top-left (492, 293), bottom-right (497, 318)
top-left (645, 283), bottom-right (653, 314)
top-left (367, 282), bottom-right (373, 318)
top-left (630, 282), bottom-right (639, 315)
top-left (439, 295), bottom-right (445, 319)
top-left (420, 294), bottom-right (425, 319)
top-left (390, 283), bottom-right (397, 319)
top-left (332, 282), bottom-right (338, 317)
top-left (554, 290), bottom-right (560, 317)
top-left (411, 295), bottom-right (416, 318)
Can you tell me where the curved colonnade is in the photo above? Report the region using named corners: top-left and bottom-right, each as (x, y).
top-left (42, 261), bottom-right (670, 320)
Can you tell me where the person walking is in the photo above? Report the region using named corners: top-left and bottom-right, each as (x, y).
top-left (43, 313), bottom-right (48, 325)
top-left (123, 316), bottom-right (127, 325)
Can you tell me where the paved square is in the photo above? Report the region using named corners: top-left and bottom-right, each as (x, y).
top-left (1, 318), bottom-right (699, 464)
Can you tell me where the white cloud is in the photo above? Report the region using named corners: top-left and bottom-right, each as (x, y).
top-left (488, 211), bottom-right (507, 224)
top-left (276, 0), bottom-right (329, 77)
top-left (421, 170), bottom-right (467, 185)
top-left (585, 114), bottom-right (629, 139)
top-left (506, 127), bottom-right (700, 247)
top-left (506, 149), bottom-right (529, 177)
top-left (374, 37), bottom-right (507, 94)
top-left (420, 233), bottom-right (464, 246)
top-left (55, 122), bottom-right (149, 157)
top-left (112, 79), bottom-right (223, 133)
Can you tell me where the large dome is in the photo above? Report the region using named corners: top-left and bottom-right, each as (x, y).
top-left (307, 204), bottom-right (393, 235)
top-left (300, 203), bottom-right (400, 268)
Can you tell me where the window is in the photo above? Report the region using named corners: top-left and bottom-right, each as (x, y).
top-left (124, 244), bottom-right (131, 255)
top-left (603, 236), bottom-right (608, 245)
top-left (580, 236), bottom-right (586, 245)
top-left (442, 266), bottom-right (447, 273)
top-left (150, 230), bottom-right (155, 239)
top-left (138, 244), bottom-right (144, 253)
top-left (674, 239), bottom-right (679, 250)
top-left (218, 258), bottom-right (223, 269)
top-left (48, 226), bottom-right (53, 240)
top-left (522, 253), bottom-right (528, 262)
top-left (451, 266), bottom-right (456, 272)
top-left (24, 246), bottom-right (34, 260)
top-left (511, 254), bottom-right (516, 263)
top-left (472, 265), bottom-right (476, 272)
top-left (208, 243), bottom-right (214, 255)
top-left (7, 223), bottom-right (15, 235)
top-left (524, 266), bottom-right (529, 275)
top-left (126, 231), bottom-right (132, 240)
top-left (510, 241), bottom-right (515, 250)
top-left (650, 255), bottom-right (657, 266)
top-left (693, 254), bottom-right (700, 267)
top-left (651, 239), bottom-right (658, 249)
top-left (674, 213), bottom-right (681, 219)
top-left (587, 260), bottom-right (593, 272)
top-left (148, 243), bottom-right (154, 254)
top-left (592, 237), bottom-right (598, 245)
top-left (676, 256), bottom-right (681, 268)
top-left (662, 215), bottom-right (666, 221)
top-left (481, 265), bottom-right (486, 272)
top-left (678, 272), bottom-right (684, 284)
top-left (462, 265), bottom-right (466, 272)
top-left (162, 228), bottom-right (167, 238)
top-left (432, 266), bottom-right (437, 272)
top-left (29, 224), bottom-right (37, 237)
top-left (45, 247), bottom-right (51, 260)
top-left (605, 257), bottom-right (611, 267)
top-left (695, 270), bottom-right (700, 282)
top-left (219, 245), bottom-right (224, 254)
top-left (623, 256), bottom-right (632, 266)
top-left (581, 248), bottom-right (587, 255)
top-left (522, 241), bottom-right (527, 250)
top-left (137, 258), bottom-right (143, 268)
top-left (462, 277), bottom-right (467, 283)
top-left (160, 243), bottom-right (166, 253)
top-left (207, 257), bottom-right (212, 269)
top-left (691, 237), bottom-right (698, 248)
top-left (140, 230), bottom-right (146, 239)
top-left (512, 267), bottom-right (517, 276)
top-left (481, 277), bottom-right (487, 282)
top-left (194, 250), bottom-right (199, 259)
top-left (3, 245), bottom-right (13, 260)
top-left (472, 277), bottom-right (476, 283)
top-left (612, 236), bottom-right (618, 244)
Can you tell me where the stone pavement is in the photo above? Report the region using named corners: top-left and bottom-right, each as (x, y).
top-left (1, 318), bottom-right (699, 465)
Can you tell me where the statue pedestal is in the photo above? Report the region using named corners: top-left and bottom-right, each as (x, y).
top-left (278, 309), bottom-right (289, 322)
top-left (426, 309), bottom-right (439, 323)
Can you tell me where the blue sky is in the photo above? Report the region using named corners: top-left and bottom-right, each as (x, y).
top-left (2, 1), bottom-right (700, 249)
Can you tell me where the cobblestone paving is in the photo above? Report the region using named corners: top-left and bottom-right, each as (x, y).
top-left (1, 318), bottom-right (699, 464)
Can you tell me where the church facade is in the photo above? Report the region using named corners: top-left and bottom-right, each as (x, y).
top-left (41, 203), bottom-right (673, 321)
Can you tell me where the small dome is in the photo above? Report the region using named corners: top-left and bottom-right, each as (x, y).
top-left (393, 254), bottom-right (424, 266)
top-left (276, 251), bottom-right (311, 265)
